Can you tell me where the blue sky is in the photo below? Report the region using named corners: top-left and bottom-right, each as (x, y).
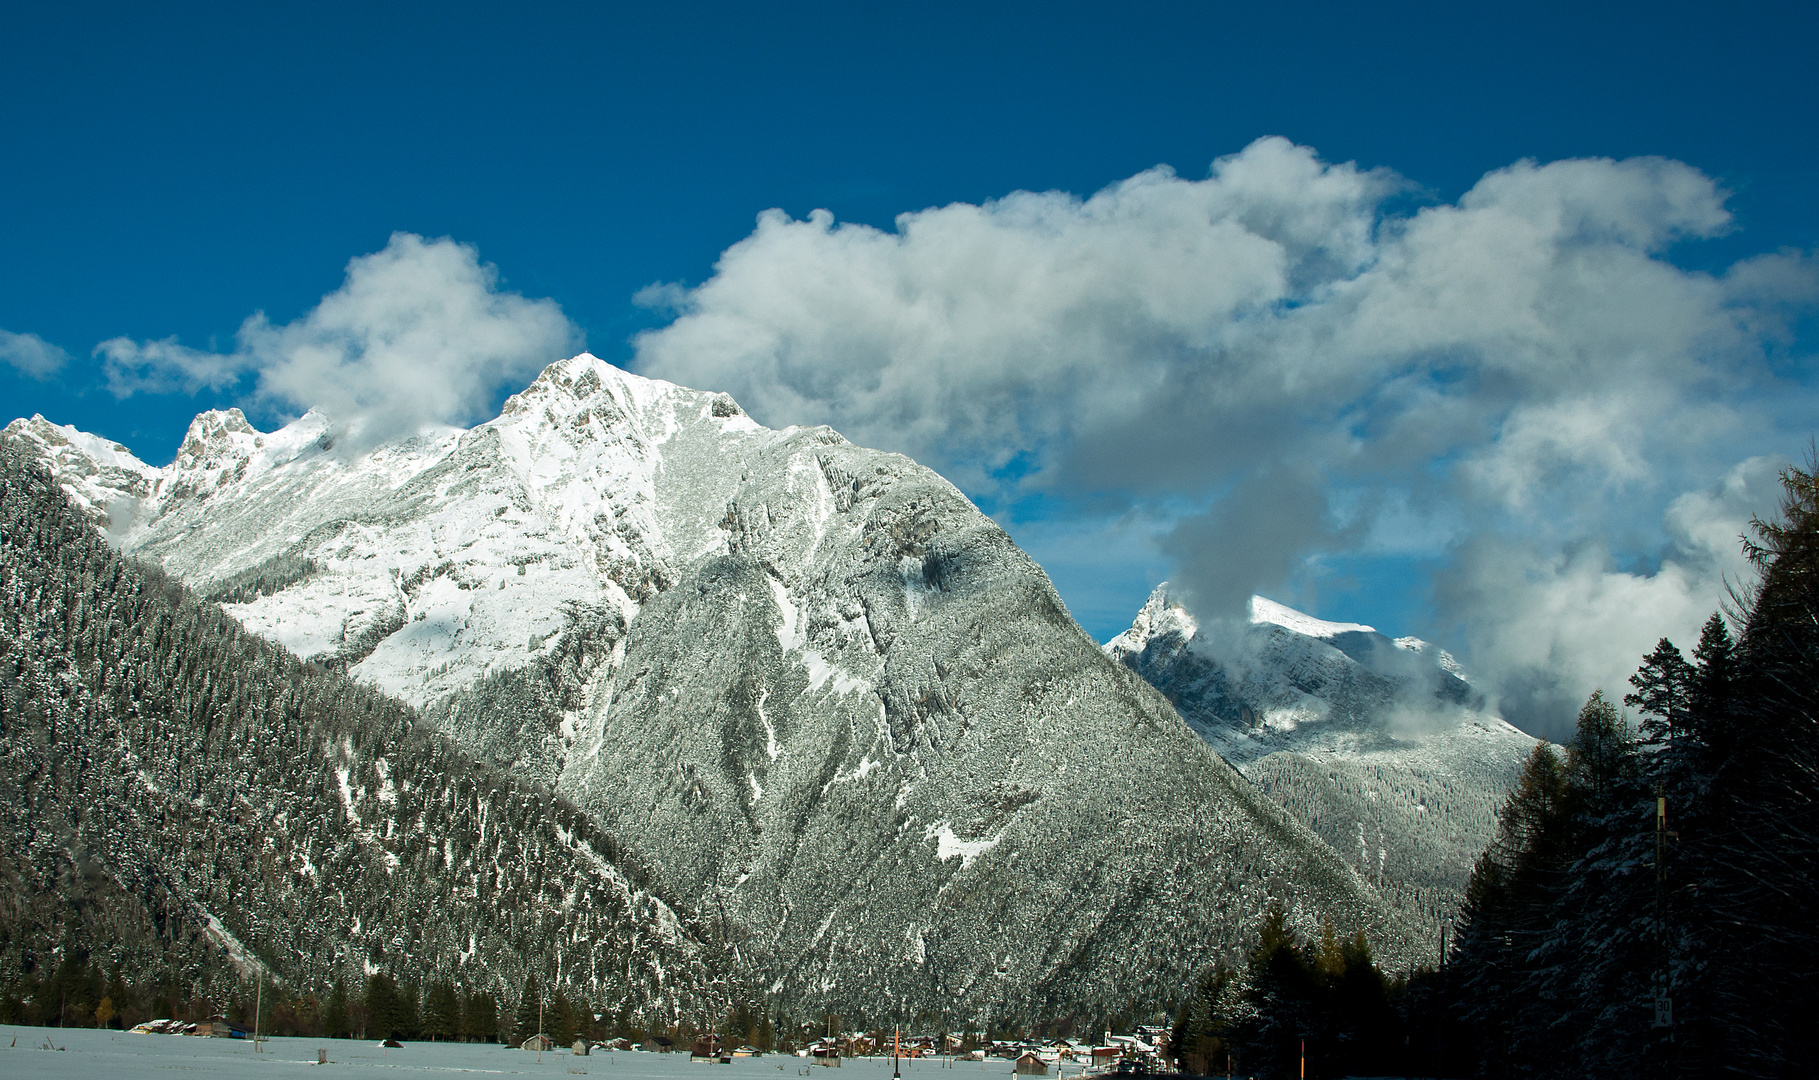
top-left (4, 1), bottom-right (1816, 736)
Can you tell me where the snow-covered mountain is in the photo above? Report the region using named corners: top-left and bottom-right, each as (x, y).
top-left (0, 441), bottom-right (715, 1022)
top-left (8, 355), bottom-right (1406, 1020)
top-left (1107, 585), bottom-right (1535, 948)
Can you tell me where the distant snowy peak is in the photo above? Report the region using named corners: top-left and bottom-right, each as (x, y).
top-left (1106, 582), bottom-right (1494, 761)
top-left (1107, 582), bottom-right (1536, 946)
top-left (1103, 582), bottom-right (1197, 655)
top-left (1109, 587), bottom-right (1378, 649)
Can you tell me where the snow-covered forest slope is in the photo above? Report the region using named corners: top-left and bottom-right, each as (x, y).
top-left (1107, 586), bottom-right (1534, 949)
top-left (7, 355), bottom-right (1399, 1022)
top-left (0, 441), bottom-right (714, 1016)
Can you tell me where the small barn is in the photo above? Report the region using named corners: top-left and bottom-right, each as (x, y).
top-left (522, 1033), bottom-right (555, 1052)
top-left (1015, 1052), bottom-right (1048, 1075)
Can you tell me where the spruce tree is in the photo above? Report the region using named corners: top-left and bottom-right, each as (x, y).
top-left (1452, 741), bottom-right (1575, 1073)
top-left (423, 981), bottom-right (459, 1041)
top-left (325, 979), bottom-right (349, 1039)
top-left (548, 990), bottom-right (576, 1047)
top-left (1688, 613), bottom-right (1736, 750)
top-left (512, 975), bottom-right (542, 1044)
top-left (1626, 638), bottom-right (1695, 745)
top-left (464, 990), bottom-right (499, 1043)
top-left (366, 974), bottom-right (405, 1040)
top-left (1689, 456), bottom-right (1819, 1076)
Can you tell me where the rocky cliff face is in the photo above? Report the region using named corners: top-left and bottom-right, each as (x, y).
top-left (8, 355), bottom-right (1401, 1021)
top-left (1107, 586), bottom-right (1535, 953)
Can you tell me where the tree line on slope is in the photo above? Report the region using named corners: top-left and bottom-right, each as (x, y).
top-left (0, 954), bottom-right (504, 1042)
top-left (1169, 457), bottom-right (1819, 1078)
top-left (1440, 459), bottom-right (1818, 1077)
top-left (0, 439), bottom-right (722, 1033)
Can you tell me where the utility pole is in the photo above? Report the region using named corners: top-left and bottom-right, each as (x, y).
top-left (1436, 923), bottom-right (1447, 1080)
top-left (254, 970), bottom-right (263, 1052)
top-left (1653, 787), bottom-right (1676, 1076)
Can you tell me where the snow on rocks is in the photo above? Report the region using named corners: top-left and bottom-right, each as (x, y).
top-left (1107, 584), bottom-right (1535, 958)
top-left (11, 356), bottom-right (1402, 1020)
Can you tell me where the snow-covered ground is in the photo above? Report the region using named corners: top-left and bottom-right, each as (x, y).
top-left (0, 1028), bottom-right (1078, 1080)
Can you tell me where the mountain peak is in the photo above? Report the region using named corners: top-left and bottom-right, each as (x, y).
top-left (1107, 579), bottom-right (1535, 950)
top-left (1249, 594), bottom-right (1375, 638)
top-left (175, 407), bottom-right (261, 466)
top-left (499, 353), bottom-right (754, 435)
top-left (1113, 584), bottom-right (1379, 653)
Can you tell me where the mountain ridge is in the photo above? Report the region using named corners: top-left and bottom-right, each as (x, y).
top-left (8, 355), bottom-right (1409, 1022)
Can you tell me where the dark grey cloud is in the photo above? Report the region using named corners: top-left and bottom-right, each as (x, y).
top-left (1161, 464), bottom-right (1338, 622)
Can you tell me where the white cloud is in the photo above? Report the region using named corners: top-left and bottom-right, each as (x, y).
top-left (635, 137), bottom-right (1819, 739)
top-left (1432, 456), bottom-right (1776, 735)
top-left (98, 233), bottom-right (579, 444)
top-left (0, 329), bottom-right (70, 379)
top-left (97, 335), bottom-right (246, 396)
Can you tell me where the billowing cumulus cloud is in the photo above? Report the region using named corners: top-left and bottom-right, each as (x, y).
top-left (99, 233), bottom-right (580, 445)
top-left (635, 137), bottom-right (1819, 739)
top-left (0, 329), bottom-right (70, 379)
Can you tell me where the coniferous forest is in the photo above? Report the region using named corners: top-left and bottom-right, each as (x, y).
top-left (1170, 459), bottom-right (1819, 1078)
top-left (0, 440), bottom-right (723, 1034)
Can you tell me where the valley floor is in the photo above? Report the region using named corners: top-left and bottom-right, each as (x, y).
top-left (0, 1028), bottom-right (1104, 1080)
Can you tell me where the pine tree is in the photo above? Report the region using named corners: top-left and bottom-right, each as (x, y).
top-left (325, 979), bottom-right (349, 1039)
top-left (1626, 638), bottom-right (1695, 745)
top-left (548, 990), bottom-right (576, 1047)
top-left (1169, 962), bottom-right (1233, 1076)
top-left (464, 990), bottom-right (499, 1043)
top-left (366, 974), bottom-right (405, 1040)
top-left (1688, 613), bottom-right (1736, 751)
top-left (1534, 691), bottom-right (1656, 1075)
top-left (1688, 456), bottom-right (1819, 1076)
top-left (1452, 741), bottom-right (1575, 1073)
top-left (1232, 903), bottom-right (1321, 1078)
top-left (513, 975), bottom-right (542, 1044)
top-left (423, 981), bottom-right (459, 1041)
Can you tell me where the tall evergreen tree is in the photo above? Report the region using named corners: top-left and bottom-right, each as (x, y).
top-left (1627, 639), bottom-right (1695, 745)
top-left (366, 974), bottom-right (407, 1040)
top-left (512, 975), bottom-right (543, 1044)
top-left (548, 989), bottom-right (577, 1047)
top-left (1452, 739), bottom-right (1576, 1074)
top-left (463, 989), bottom-right (499, 1043)
top-left (1170, 962), bottom-right (1235, 1076)
top-left (1687, 456), bottom-right (1819, 1076)
top-left (325, 979), bottom-right (349, 1039)
top-left (1689, 613), bottom-right (1736, 724)
top-left (423, 981), bottom-right (459, 1041)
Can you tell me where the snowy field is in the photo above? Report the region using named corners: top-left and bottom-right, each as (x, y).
top-left (0, 1028), bottom-right (1078, 1080)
